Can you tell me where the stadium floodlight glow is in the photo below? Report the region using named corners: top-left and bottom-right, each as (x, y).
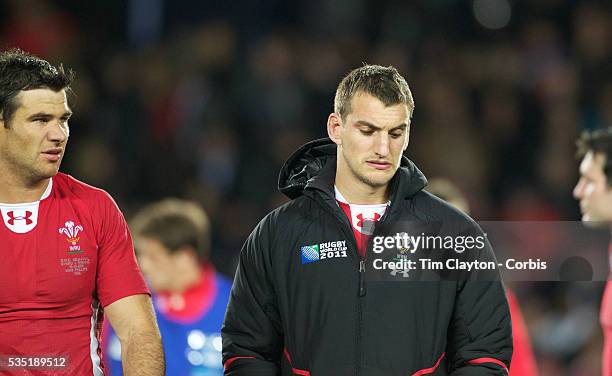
top-left (473, 0), bottom-right (512, 30)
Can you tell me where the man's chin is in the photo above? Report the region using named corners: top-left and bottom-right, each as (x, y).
top-left (37, 170), bottom-right (60, 180)
top-left (39, 164), bottom-right (62, 177)
top-left (360, 173), bottom-right (394, 188)
top-left (581, 216), bottom-right (608, 228)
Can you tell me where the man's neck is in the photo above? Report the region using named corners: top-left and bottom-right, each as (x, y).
top-left (334, 177), bottom-right (389, 205)
top-left (0, 170), bottom-right (50, 204)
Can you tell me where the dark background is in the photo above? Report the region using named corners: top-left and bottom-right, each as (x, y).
top-left (2, 0), bottom-right (611, 373)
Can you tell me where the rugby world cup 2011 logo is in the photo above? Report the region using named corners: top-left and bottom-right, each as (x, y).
top-left (59, 220), bottom-right (84, 254)
top-left (301, 244), bottom-right (320, 264)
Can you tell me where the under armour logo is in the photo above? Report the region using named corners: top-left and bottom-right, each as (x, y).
top-left (7, 211), bottom-right (33, 225)
top-left (390, 268), bottom-right (410, 278)
top-left (356, 213), bottom-right (381, 228)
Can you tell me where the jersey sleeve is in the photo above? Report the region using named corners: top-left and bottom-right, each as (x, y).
top-left (94, 191), bottom-right (149, 308)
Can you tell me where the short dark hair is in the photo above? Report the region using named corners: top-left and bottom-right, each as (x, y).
top-left (130, 199), bottom-right (211, 263)
top-left (334, 64), bottom-right (415, 121)
top-left (577, 127), bottom-right (612, 185)
top-left (0, 48), bottom-right (74, 128)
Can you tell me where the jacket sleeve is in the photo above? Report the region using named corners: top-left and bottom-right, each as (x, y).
top-left (222, 216), bottom-right (283, 376)
top-left (447, 230), bottom-right (513, 375)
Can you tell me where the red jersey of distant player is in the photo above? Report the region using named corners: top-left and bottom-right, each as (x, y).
top-left (602, 243), bottom-right (612, 376)
top-left (0, 173), bottom-right (149, 375)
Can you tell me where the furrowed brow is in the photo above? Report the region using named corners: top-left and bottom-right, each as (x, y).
top-left (390, 123), bottom-right (408, 132)
top-left (355, 120), bottom-right (408, 132)
top-left (26, 112), bottom-right (53, 120)
top-left (354, 120), bottom-right (382, 130)
top-left (26, 111), bottom-right (73, 121)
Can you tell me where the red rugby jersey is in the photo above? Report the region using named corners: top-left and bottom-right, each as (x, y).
top-left (602, 242), bottom-right (612, 376)
top-left (335, 187), bottom-right (388, 257)
top-left (0, 173), bottom-right (149, 375)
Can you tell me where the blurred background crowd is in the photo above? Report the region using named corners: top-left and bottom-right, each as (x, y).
top-left (1, 0), bottom-right (611, 374)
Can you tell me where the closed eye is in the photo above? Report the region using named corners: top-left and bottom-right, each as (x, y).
top-left (32, 117), bottom-right (50, 124)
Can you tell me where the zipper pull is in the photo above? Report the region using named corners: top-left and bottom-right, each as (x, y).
top-left (359, 260), bottom-right (366, 297)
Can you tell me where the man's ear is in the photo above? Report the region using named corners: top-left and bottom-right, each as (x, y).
top-left (327, 113), bottom-right (343, 146)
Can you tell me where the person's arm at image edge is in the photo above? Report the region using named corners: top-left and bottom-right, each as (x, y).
top-left (105, 294), bottom-right (165, 376)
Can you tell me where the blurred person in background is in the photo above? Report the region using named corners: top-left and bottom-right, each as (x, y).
top-left (427, 177), bottom-right (539, 376)
top-left (222, 65), bottom-right (512, 375)
top-left (0, 48), bottom-right (163, 375)
top-left (103, 198), bottom-right (232, 376)
top-left (573, 127), bottom-right (612, 376)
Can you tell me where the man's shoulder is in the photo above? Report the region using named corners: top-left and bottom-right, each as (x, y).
top-left (262, 195), bottom-right (318, 226)
top-left (246, 196), bottom-right (322, 246)
top-left (54, 173), bottom-right (115, 203)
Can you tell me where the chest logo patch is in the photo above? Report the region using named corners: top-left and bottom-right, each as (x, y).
top-left (301, 240), bottom-right (348, 264)
top-left (1, 204), bottom-right (39, 233)
top-left (7, 210), bottom-right (33, 225)
top-left (59, 220), bottom-right (84, 254)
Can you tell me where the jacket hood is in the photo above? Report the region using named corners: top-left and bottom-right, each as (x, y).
top-left (278, 138), bottom-right (428, 200)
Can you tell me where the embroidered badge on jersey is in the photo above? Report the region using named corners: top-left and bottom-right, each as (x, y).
top-left (0, 203), bottom-right (39, 233)
top-left (351, 212), bottom-right (382, 235)
top-left (58, 220), bottom-right (90, 275)
top-left (59, 220), bottom-right (85, 254)
top-left (301, 240), bottom-right (348, 264)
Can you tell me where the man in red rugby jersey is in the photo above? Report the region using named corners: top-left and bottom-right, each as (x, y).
top-left (573, 127), bottom-right (612, 376)
top-left (0, 48), bottom-right (164, 375)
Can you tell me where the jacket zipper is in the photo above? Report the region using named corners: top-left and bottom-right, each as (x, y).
top-left (309, 194), bottom-right (365, 376)
top-left (311, 192), bottom-right (395, 376)
top-left (359, 260), bottom-right (366, 296)
top-left (356, 221), bottom-right (373, 376)
top-left (356, 259), bottom-right (366, 376)
top-left (356, 208), bottom-right (393, 376)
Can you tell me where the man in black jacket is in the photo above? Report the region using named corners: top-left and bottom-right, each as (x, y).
top-left (222, 65), bottom-right (512, 375)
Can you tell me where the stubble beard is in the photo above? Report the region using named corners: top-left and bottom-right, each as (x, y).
top-left (344, 155), bottom-right (392, 189)
top-left (12, 155), bottom-right (60, 185)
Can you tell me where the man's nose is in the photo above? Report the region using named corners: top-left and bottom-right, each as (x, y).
top-left (573, 179), bottom-right (584, 200)
top-left (375, 134), bottom-right (390, 157)
top-left (48, 121), bottom-right (68, 143)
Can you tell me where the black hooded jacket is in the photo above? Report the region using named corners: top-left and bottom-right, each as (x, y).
top-left (222, 139), bottom-right (512, 375)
